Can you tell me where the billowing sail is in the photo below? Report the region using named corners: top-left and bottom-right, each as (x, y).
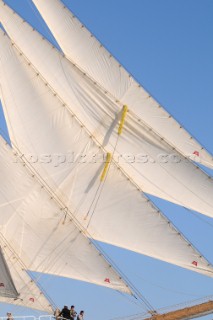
top-left (0, 3), bottom-right (213, 218)
top-left (30, 0), bottom-right (213, 170)
top-left (0, 238), bottom-right (53, 312)
top-left (0, 29), bottom-right (212, 278)
top-left (0, 137), bottom-right (131, 294)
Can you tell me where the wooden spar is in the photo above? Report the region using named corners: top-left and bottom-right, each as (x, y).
top-left (144, 300), bottom-right (213, 320)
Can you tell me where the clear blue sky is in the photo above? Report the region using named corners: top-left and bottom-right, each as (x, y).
top-left (0, 1), bottom-right (213, 320)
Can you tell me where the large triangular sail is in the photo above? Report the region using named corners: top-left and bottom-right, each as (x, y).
top-left (0, 28), bottom-right (212, 278)
top-left (0, 136), bottom-right (131, 294)
top-left (0, 2), bottom-right (213, 219)
top-left (30, 0), bottom-right (213, 170)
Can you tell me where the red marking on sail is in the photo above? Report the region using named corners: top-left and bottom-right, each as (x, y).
top-left (29, 297), bottom-right (35, 302)
top-left (104, 278), bottom-right (110, 283)
top-left (0, 283), bottom-right (4, 287)
top-left (193, 151), bottom-right (200, 157)
top-left (192, 261), bottom-right (198, 266)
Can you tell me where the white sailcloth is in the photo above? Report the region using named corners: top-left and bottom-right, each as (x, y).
top-left (0, 236), bottom-right (53, 312)
top-left (0, 137), bottom-right (131, 294)
top-left (29, 0), bottom-right (213, 170)
top-left (0, 3), bottom-right (213, 218)
top-left (0, 30), bottom-right (212, 278)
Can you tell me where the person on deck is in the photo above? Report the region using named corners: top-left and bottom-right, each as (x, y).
top-left (6, 313), bottom-right (13, 320)
top-left (77, 311), bottom-right (84, 320)
top-left (54, 308), bottom-right (61, 320)
top-left (70, 306), bottom-right (77, 320)
top-left (60, 306), bottom-right (71, 320)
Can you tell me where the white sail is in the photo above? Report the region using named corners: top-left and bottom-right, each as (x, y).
top-left (0, 137), bottom-right (131, 294)
top-left (29, 0), bottom-right (213, 170)
top-left (0, 238), bottom-right (53, 312)
top-left (0, 3), bottom-right (213, 218)
top-left (0, 30), bottom-right (212, 278)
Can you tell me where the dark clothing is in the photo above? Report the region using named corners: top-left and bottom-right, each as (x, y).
top-left (60, 308), bottom-right (71, 320)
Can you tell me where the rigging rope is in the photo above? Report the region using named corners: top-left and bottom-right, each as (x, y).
top-left (183, 207), bottom-right (213, 229)
top-left (84, 105), bottom-right (128, 228)
top-left (132, 273), bottom-right (202, 298)
top-left (27, 0), bottom-right (61, 50)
